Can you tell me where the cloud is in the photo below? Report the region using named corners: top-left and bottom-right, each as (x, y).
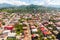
top-left (43, 0), bottom-right (60, 5)
top-left (0, 0), bottom-right (60, 6)
top-left (33, 1), bottom-right (44, 5)
top-left (0, 0), bottom-right (30, 6)
top-left (33, 0), bottom-right (60, 6)
top-left (48, 0), bottom-right (60, 5)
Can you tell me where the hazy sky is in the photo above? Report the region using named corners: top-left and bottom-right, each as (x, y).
top-left (0, 0), bottom-right (60, 6)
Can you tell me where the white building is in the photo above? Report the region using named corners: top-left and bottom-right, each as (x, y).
top-left (3, 30), bottom-right (11, 34)
top-left (31, 28), bottom-right (38, 32)
top-left (8, 33), bottom-right (16, 37)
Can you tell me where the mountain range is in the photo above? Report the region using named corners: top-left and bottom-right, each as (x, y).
top-left (0, 3), bottom-right (16, 8)
top-left (0, 3), bottom-right (60, 8)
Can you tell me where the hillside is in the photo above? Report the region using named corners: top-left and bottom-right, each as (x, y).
top-left (0, 4), bottom-right (59, 13)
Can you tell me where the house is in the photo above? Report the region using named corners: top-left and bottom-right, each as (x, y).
top-left (0, 22), bottom-right (2, 27)
top-left (53, 30), bottom-right (59, 35)
top-left (55, 22), bottom-right (60, 27)
top-left (56, 27), bottom-right (60, 30)
top-left (31, 28), bottom-right (38, 32)
top-left (8, 32), bottom-right (16, 38)
top-left (3, 19), bottom-right (8, 23)
top-left (2, 30), bottom-right (11, 34)
top-left (40, 26), bottom-right (51, 35)
top-left (54, 17), bottom-right (60, 21)
top-left (23, 27), bottom-right (27, 30)
top-left (0, 15), bottom-right (2, 18)
top-left (43, 37), bottom-right (48, 40)
top-left (4, 25), bottom-right (14, 30)
top-left (16, 35), bottom-right (21, 39)
top-left (42, 21), bottom-right (48, 25)
top-left (32, 34), bottom-right (39, 39)
top-left (43, 31), bottom-right (51, 35)
top-left (55, 22), bottom-right (60, 30)
top-left (30, 26), bottom-right (36, 29)
top-left (0, 34), bottom-right (7, 40)
top-left (0, 27), bottom-right (3, 34)
top-left (48, 27), bottom-right (53, 30)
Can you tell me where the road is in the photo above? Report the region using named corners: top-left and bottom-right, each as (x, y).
top-left (2, 13), bottom-right (20, 28)
top-left (23, 22), bottom-right (32, 40)
top-left (3, 13), bottom-right (15, 27)
top-left (27, 23), bottom-right (32, 40)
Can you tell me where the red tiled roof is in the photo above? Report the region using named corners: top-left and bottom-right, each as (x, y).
top-left (4, 25), bottom-right (14, 30)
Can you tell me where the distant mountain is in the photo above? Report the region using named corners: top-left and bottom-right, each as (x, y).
top-left (44, 5), bottom-right (60, 8)
top-left (0, 3), bottom-right (16, 8)
top-left (0, 3), bottom-right (60, 8)
top-left (0, 4), bottom-right (60, 13)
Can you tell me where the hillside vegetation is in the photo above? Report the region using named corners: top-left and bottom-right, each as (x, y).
top-left (0, 5), bottom-right (59, 13)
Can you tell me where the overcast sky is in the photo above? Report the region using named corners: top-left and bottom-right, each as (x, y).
top-left (0, 0), bottom-right (60, 6)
